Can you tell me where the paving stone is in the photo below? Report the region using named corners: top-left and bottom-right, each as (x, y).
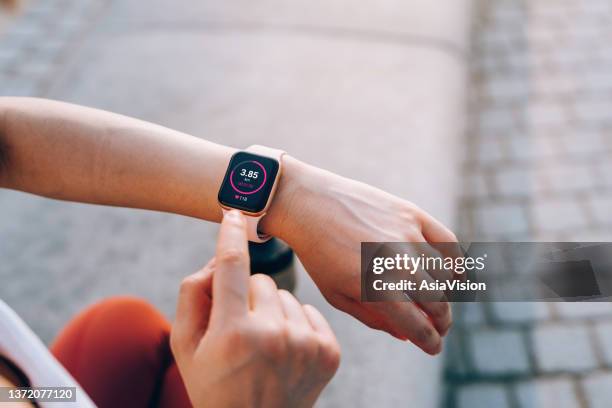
top-left (456, 384), bottom-right (510, 408)
top-left (544, 162), bottom-right (596, 193)
top-left (582, 372), bottom-right (612, 408)
top-left (555, 303), bottom-right (612, 320)
top-left (445, 333), bottom-right (468, 377)
top-left (532, 324), bottom-right (598, 373)
top-left (494, 167), bottom-right (540, 197)
top-left (507, 135), bottom-right (560, 162)
top-left (465, 171), bottom-right (490, 199)
top-left (528, 100), bottom-right (567, 127)
top-left (594, 321), bottom-right (612, 366)
top-left (477, 26), bottom-right (515, 54)
top-left (598, 160), bottom-right (612, 189)
top-left (475, 202), bottom-right (530, 238)
top-left (562, 128), bottom-right (607, 157)
top-left (526, 24), bottom-right (559, 46)
top-left (515, 377), bottom-right (580, 408)
top-left (588, 194), bottom-right (612, 225)
top-left (490, 2), bottom-right (524, 26)
top-left (574, 98), bottom-right (612, 124)
top-left (469, 328), bottom-right (531, 375)
top-left (532, 199), bottom-right (586, 233)
top-left (458, 302), bottom-right (486, 326)
top-left (491, 302), bottom-right (550, 324)
top-left (485, 76), bottom-right (530, 102)
top-left (533, 72), bottom-right (577, 96)
top-left (478, 106), bottom-right (518, 133)
top-left (504, 50), bottom-right (530, 75)
top-left (580, 71), bottom-right (612, 94)
top-left (477, 138), bottom-right (505, 164)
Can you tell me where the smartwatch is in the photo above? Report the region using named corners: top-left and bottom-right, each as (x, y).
top-left (217, 145), bottom-right (285, 242)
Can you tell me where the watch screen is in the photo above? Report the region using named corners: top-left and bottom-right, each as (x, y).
top-left (218, 151), bottom-right (280, 213)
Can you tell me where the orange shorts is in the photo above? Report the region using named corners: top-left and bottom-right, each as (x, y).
top-left (51, 296), bottom-right (191, 408)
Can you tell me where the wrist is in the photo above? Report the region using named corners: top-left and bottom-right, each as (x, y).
top-left (259, 155), bottom-right (317, 242)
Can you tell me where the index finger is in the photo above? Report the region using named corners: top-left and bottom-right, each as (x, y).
top-left (419, 211), bottom-right (464, 262)
top-left (211, 210), bottom-right (251, 321)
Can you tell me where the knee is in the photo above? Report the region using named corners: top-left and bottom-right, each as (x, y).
top-left (54, 296), bottom-right (170, 356)
top-left (86, 296), bottom-right (170, 340)
top-left (89, 296), bottom-right (162, 321)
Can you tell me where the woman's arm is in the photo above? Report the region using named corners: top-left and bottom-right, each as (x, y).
top-left (0, 97), bottom-right (457, 354)
top-left (0, 97), bottom-right (282, 227)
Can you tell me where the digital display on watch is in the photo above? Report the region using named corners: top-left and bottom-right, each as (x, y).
top-left (218, 151), bottom-right (280, 213)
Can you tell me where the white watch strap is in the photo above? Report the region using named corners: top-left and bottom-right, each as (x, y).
top-left (222, 208), bottom-right (266, 242)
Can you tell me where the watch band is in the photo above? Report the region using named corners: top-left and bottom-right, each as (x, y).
top-left (222, 207), bottom-right (268, 242)
top-left (236, 144), bottom-right (285, 243)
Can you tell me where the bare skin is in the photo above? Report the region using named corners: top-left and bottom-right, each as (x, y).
top-left (0, 97), bottom-right (457, 354)
top-left (0, 374), bottom-right (34, 408)
top-left (172, 210), bottom-right (340, 407)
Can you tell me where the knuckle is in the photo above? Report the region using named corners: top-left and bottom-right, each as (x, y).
top-left (317, 337), bottom-right (341, 376)
top-left (288, 326), bottom-right (318, 357)
top-left (398, 208), bottom-right (419, 226)
top-left (178, 275), bottom-right (198, 295)
top-left (403, 227), bottom-right (423, 242)
top-left (217, 248), bottom-right (247, 266)
top-left (416, 324), bottom-right (437, 347)
top-left (428, 301), bottom-right (450, 320)
top-left (257, 322), bottom-right (289, 361)
top-left (442, 317), bottom-right (453, 333)
top-left (250, 273), bottom-right (277, 289)
top-left (447, 230), bottom-right (459, 243)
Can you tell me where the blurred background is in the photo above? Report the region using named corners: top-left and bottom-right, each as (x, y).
top-left (1, 0), bottom-right (611, 407)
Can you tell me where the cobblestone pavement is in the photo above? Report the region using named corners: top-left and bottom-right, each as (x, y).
top-left (447, 1), bottom-right (612, 407)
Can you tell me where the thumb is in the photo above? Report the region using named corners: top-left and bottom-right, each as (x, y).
top-left (211, 210), bottom-right (251, 323)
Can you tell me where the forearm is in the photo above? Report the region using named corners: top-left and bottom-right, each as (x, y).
top-left (0, 97), bottom-right (237, 224)
top-left (0, 97), bottom-right (309, 237)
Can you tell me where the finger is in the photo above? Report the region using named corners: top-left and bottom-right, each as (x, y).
top-left (278, 290), bottom-right (309, 326)
top-left (419, 212), bottom-right (467, 290)
top-left (211, 210), bottom-right (250, 322)
top-left (367, 302), bottom-right (443, 355)
top-left (302, 304), bottom-right (334, 338)
top-left (388, 241), bottom-right (451, 336)
top-left (303, 304), bottom-right (341, 374)
top-left (172, 258), bottom-right (216, 354)
top-left (418, 301), bottom-right (452, 336)
top-left (249, 274), bottom-right (284, 320)
top-left (419, 211), bottom-right (464, 261)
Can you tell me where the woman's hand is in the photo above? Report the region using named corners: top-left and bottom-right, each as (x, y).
top-left (265, 157), bottom-right (459, 355)
top-left (171, 210), bottom-right (340, 408)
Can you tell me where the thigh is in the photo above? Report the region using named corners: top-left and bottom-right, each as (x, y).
top-left (51, 297), bottom-right (174, 408)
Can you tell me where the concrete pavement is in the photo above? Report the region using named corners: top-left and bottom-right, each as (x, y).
top-left (1, 0), bottom-right (470, 407)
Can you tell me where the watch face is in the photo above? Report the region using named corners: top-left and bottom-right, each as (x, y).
top-left (218, 151), bottom-right (280, 213)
